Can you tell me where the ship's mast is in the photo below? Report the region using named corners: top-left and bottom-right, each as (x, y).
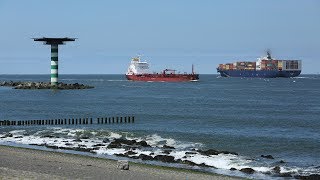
top-left (267, 49), bottom-right (272, 60)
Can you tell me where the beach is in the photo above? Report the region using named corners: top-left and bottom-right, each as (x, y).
top-left (0, 145), bottom-right (240, 179)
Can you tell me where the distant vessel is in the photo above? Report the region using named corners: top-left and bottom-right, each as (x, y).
top-left (126, 56), bottom-right (199, 82)
top-left (217, 51), bottom-right (302, 78)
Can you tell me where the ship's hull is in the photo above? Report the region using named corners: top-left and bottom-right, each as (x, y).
top-left (217, 69), bottom-right (301, 78)
top-left (126, 74), bottom-right (199, 82)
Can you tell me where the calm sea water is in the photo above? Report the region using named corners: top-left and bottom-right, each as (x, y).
top-left (0, 74), bottom-right (319, 178)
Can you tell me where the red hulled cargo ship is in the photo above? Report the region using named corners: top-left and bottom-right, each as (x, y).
top-left (125, 56), bottom-right (199, 82)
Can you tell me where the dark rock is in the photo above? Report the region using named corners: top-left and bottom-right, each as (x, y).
top-left (73, 138), bottom-right (82, 142)
top-left (154, 155), bottom-right (175, 163)
top-left (185, 152), bottom-right (197, 155)
top-left (295, 174), bottom-right (320, 179)
top-left (124, 151), bottom-right (137, 156)
top-left (65, 143), bottom-right (73, 146)
top-left (198, 149), bottom-right (238, 156)
top-left (198, 163), bottom-right (214, 168)
top-left (261, 155), bottom-right (274, 159)
top-left (264, 171), bottom-right (272, 175)
top-left (107, 141), bottom-right (122, 149)
top-left (92, 147), bottom-right (100, 151)
top-left (162, 145), bottom-right (175, 149)
top-left (198, 149), bottom-right (220, 156)
top-left (73, 147), bottom-right (94, 153)
top-left (230, 168), bottom-right (237, 171)
top-left (273, 166), bottom-right (281, 174)
top-left (279, 173), bottom-right (292, 177)
top-left (102, 138), bottom-right (109, 143)
top-left (92, 144), bottom-right (105, 147)
top-left (136, 140), bottom-right (151, 147)
top-left (114, 153), bottom-right (127, 157)
top-left (219, 151), bottom-right (238, 155)
top-left (80, 135), bottom-right (90, 139)
top-left (14, 136), bottom-right (23, 138)
top-left (240, 168), bottom-right (255, 174)
top-left (124, 146), bottom-right (137, 151)
top-left (29, 143), bottom-right (46, 146)
top-left (78, 144), bottom-right (86, 148)
top-left (45, 145), bottom-right (59, 149)
top-left (113, 138), bottom-right (136, 145)
top-left (182, 160), bottom-right (198, 166)
top-left (279, 160), bottom-right (286, 164)
top-left (138, 154), bottom-right (154, 161)
top-left (162, 150), bottom-right (172, 154)
top-left (149, 152), bottom-right (154, 155)
top-left (5, 133), bottom-right (13, 138)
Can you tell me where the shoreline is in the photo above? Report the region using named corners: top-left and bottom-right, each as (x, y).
top-left (0, 145), bottom-right (241, 179)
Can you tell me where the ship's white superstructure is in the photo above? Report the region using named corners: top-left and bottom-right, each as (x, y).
top-left (255, 52), bottom-right (301, 71)
top-left (126, 57), bottom-right (150, 75)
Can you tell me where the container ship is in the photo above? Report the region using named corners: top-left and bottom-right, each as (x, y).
top-left (217, 51), bottom-right (302, 78)
top-left (125, 56), bottom-right (199, 82)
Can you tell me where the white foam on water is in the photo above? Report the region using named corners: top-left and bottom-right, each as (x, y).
top-left (52, 128), bottom-right (75, 134)
top-left (144, 134), bottom-right (176, 147)
top-left (93, 148), bottom-right (126, 155)
top-left (1, 129), bottom-right (320, 177)
top-left (166, 138), bottom-right (176, 146)
top-left (109, 132), bottom-right (122, 139)
top-left (8, 130), bottom-right (26, 134)
top-left (170, 151), bottom-right (188, 159)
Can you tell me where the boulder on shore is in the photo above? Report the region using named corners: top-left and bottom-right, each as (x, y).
top-left (197, 149), bottom-right (238, 156)
top-left (261, 155), bottom-right (274, 159)
top-left (240, 168), bottom-right (255, 174)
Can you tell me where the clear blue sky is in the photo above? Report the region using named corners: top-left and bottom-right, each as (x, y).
top-left (0, 0), bottom-right (319, 74)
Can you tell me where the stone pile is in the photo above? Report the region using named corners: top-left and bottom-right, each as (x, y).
top-left (0, 81), bottom-right (94, 90)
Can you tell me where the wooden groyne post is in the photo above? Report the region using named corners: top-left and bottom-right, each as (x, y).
top-left (0, 116), bottom-right (135, 127)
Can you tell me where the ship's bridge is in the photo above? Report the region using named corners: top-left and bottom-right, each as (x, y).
top-left (126, 56), bottom-right (150, 75)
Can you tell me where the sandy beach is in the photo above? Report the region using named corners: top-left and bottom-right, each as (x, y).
top-left (0, 145), bottom-right (241, 180)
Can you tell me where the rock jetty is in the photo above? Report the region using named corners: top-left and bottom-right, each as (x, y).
top-left (0, 81), bottom-right (94, 90)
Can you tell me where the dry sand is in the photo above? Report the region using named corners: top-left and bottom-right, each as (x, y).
top-left (0, 145), bottom-right (242, 180)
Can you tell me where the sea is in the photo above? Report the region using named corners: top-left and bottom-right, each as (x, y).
top-left (0, 74), bottom-right (319, 179)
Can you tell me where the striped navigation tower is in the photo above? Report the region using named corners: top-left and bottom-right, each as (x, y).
top-left (33, 37), bottom-right (76, 86)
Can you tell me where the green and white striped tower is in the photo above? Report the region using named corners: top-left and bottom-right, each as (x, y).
top-left (33, 37), bottom-right (76, 86)
top-left (51, 44), bottom-right (59, 85)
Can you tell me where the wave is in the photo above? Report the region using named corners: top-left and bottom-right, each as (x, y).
top-left (0, 128), bottom-right (319, 179)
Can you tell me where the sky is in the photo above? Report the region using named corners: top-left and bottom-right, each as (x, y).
top-left (0, 0), bottom-right (319, 74)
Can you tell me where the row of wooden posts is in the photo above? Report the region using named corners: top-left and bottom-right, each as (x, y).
top-left (0, 116), bottom-right (135, 126)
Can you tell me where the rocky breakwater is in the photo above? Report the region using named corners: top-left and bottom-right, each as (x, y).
top-left (0, 81), bottom-right (94, 90)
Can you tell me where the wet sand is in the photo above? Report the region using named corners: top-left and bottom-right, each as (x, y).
top-left (0, 145), bottom-right (241, 180)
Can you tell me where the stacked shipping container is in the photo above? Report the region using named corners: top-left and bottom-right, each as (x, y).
top-left (218, 60), bottom-right (300, 71)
